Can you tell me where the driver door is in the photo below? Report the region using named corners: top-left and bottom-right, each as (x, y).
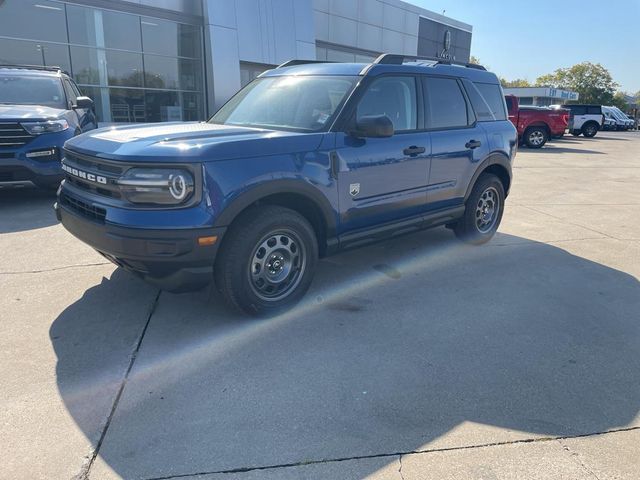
top-left (334, 75), bottom-right (431, 232)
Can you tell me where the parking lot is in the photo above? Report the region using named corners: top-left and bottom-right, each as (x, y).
top-left (2, 131), bottom-right (640, 479)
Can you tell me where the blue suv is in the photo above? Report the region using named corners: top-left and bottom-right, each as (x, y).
top-left (0, 65), bottom-right (96, 189)
top-left (55, 55), bottom-right (517, 315)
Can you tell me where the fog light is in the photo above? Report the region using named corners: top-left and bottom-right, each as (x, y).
top-left (26, 148), bottom-right (56, 158)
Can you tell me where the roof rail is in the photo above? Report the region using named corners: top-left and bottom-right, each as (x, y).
top-left (276, 59), bottom-right (335, 69)
top-left (0, 64), bottom-right (65, 74)
top-left (369, 54), bottom-right (486, 71)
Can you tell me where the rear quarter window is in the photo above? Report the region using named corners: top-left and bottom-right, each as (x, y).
top-left (462, 79), bottom-right (496, 121)
top-left (473, 82), bottom-right (507, 121)
top-left (587, 106), bottom-right (602, 114)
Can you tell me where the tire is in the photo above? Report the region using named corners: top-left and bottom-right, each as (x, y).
top-left (523, 126), bottom-right (548, 148)
top-left (453, 173), bottom-right (505, 245)
top-left (582, 122), bottom-right (599, 138)
top-left (214, 205), bottom-right (318, 316)
top-left (571, 130), bottom-right (581, 137)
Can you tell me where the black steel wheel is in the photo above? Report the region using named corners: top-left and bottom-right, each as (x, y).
top-left (454, 173), bottom-right (505, 244)
top-left (215, 205), bottom-right (318, 316)
top-left (248, 229), bottom-right (307, 302)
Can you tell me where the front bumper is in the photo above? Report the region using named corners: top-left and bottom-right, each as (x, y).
top-left (0, 130), bottom-right (72, 182)
top-left (54, 197), bottom-right (226, 292)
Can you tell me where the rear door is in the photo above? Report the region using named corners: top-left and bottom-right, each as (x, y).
top-left (335, 75), bottom-right (431, 231)
top-left (570, 105), bottom-right (587, 130)
top-left (423, 76), bottom-right (490, 209)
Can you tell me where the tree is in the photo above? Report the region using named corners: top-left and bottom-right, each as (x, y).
top-left (611, 92), bottom-right (630, 111)
top-left (500, 78), bottom-right (531, 88)
top-left (535, 62), bottom-right (618, 104)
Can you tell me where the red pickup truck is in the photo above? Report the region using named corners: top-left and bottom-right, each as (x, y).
top-left (505, 95), bottom-right (569, 148)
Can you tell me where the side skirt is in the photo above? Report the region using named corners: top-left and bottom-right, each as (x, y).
top-left (327, 205), bottom-right (465, 254)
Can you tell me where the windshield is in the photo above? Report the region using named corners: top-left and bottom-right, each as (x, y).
top-left (210, 75), bottom-right (358, 132)
top-left (0, 74), bottom-right (65, 108)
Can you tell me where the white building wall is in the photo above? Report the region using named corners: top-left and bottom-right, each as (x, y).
top-left (203, 0), bottom-right (316, 111)
top-left (314, 0), bottom-right (445, 56)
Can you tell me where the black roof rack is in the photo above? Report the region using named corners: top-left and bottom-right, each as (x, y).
top-left (276, 59), bottom-right (335, 68)
top-left (368, 54), bottom-right (486, 71)
top-left (0, 64), bottom-right (65, 74)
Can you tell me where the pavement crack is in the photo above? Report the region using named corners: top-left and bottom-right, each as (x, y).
top-left (0, 261), bottom-right (111, 275)
top-left (74, 289), bottom-right (162, 480)
top-left (558, 439), bottom-right (601, 480)
top-left (141, 426), bottom-right (640, 480)
top-left (398, 454), bottom-right (405, 480)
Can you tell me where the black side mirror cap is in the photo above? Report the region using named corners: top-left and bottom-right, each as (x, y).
top-left (73, 96), bottom-right (94, 110)
top-left (350, 114), bottom-right (394, 138)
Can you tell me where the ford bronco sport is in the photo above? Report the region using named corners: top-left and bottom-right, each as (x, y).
top-left (0, 65), bottom-right (96, 188)
top-left (55, 55), bottom-right (517, 315)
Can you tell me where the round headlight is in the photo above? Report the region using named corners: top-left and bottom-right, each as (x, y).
top-left (169, 174), bottom-right (188, 200)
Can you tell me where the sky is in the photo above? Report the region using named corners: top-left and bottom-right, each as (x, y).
top-left (413, 0), bottom-right (640, 94)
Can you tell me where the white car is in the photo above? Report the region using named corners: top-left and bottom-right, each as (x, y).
top-left (603, 106), bottom-right (627, 131)
top-left (551, 104), bottom-right (603, 137)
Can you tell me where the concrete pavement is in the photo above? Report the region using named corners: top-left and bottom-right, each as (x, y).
top-left (1, 131), bottom-right (639, 479)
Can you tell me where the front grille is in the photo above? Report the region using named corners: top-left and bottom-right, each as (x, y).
top-left (60, 191), bottom-right (106, 223)
top-left (0, 123), bottom-right (35, 147)
top-left (62, 150), bottom-right (124, 199)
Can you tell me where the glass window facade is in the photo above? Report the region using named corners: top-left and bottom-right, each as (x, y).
top-left (0, 0), bottom-right (205, 124)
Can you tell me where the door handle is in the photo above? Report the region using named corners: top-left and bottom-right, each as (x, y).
top-left (403, 145), bottom-right (426, 156)
top-left (465, 140), bottom-right (482, 149)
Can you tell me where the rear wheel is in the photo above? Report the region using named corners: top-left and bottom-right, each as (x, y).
top-left (571, 130), bottom-right (581, 137)
top-left (214, 205), bottom-right (318, 316)
top-left (582, 122), bottom-right (599, 138)
top-left (454, 173), bottom-right (505, 245)
top-left (523, 126), bottom-right (548, 148)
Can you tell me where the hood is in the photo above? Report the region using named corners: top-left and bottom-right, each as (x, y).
top-left (65, 122), bottom-right (325, 163)
top-left (0, 104), bottom-right (66, 121)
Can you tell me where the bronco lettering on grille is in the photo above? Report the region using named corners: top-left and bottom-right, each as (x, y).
top-left (61, 163), bottom-right (107, 184)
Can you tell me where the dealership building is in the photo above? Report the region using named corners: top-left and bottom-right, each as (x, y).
top-left (502, 87), bottom-right (579, 107)
top-left (0, 0), bottom-right (472, 124)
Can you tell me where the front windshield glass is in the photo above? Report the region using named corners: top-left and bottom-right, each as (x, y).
top-left (210, 75), bottom-right (358, 132)
top-left (0, 74), bottom-right (65, 108)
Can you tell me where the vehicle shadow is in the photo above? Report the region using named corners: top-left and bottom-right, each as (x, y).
top-left (0, 182), bottom-right (58, 233)
top-left (50, 229), bottom-right (640, 479)
top-left (534, 146), bottom-right (605, 155)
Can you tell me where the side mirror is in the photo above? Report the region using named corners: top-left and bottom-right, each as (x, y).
top-left (73, 96), bottom-right (94, 110)
top-left (350, 114), bottom-right (394, 138)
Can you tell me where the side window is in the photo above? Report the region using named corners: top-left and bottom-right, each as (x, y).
top-left (474, 82), bottom-right (507, 120)
top-left (62, 79), bottom-right (77, 108)
top-left (70, 79), bottom-right (82, 97)
top-left (587, 106), bottom-right (601, 115)
top-left (425, 77), bottom-right (468, 129)
top-left (505, 96), bottom-right (513, 111)
top-left (356, 76), bottom-right (417, 132)
top-left (462, 78), bottom-right (495, 121)
top-left (572, 105), bottom-right (587, 115)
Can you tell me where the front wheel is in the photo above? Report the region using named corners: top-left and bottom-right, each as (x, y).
top-left (214, 205), bottom-right (318, 316)
top-left (453, 173), bottom-right (505, 245)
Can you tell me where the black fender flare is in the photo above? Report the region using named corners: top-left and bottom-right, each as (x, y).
top-left (464, 153), bottom-right (513, 200)
top-left (213, 179), bottom-right (338, 238)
